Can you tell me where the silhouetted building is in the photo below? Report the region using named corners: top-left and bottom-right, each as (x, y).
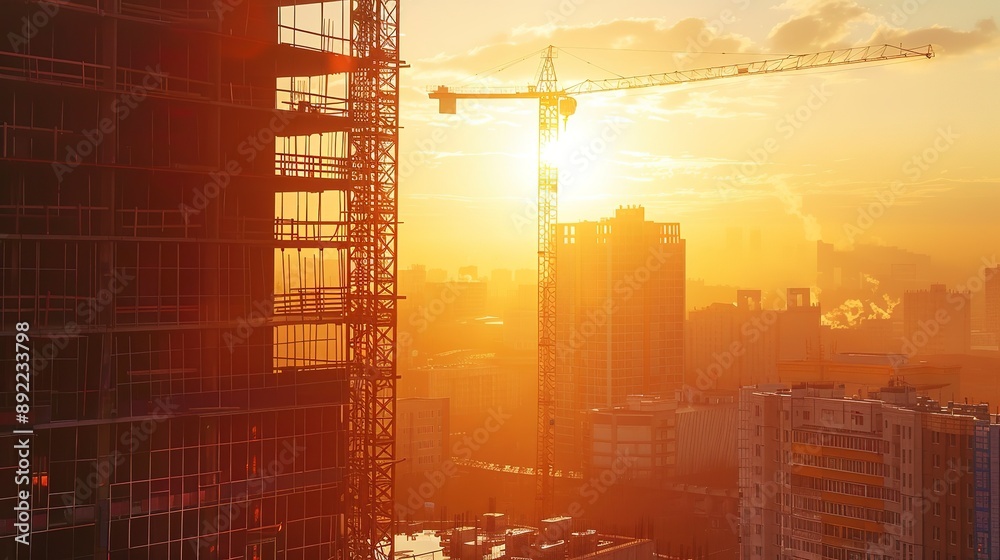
top-left (778, 288), bottom-right (822, 361)
top-left (903, 284), bottom-right (971, 356)
top-left (685, 288), bottom-right (821, 391)
top-left (826, 318), bottom-right (899, 355)
top-left (554, 206), bottom-right (685, 469)
top-left (817, 241), bottom-right (930, 329)
top-left (0, 1), bottom-right (398, 557)
top-left (400, 354), bottom-right (524, 435)
top-left (986, 266), bottom-right (1000, 344)
top-left (685, 291), bottom-right (773, 391)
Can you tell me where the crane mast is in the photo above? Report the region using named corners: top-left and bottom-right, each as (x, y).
top-left (535, 46), bottom-right (560, 522)
top-left (427, 42), bottom-right (933, 524)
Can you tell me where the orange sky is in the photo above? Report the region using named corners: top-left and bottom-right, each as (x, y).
top-left (397, 0), bottom-right (1000, 288)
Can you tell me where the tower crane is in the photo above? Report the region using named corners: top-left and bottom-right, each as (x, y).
top-left (428, 43), bottom-right (934, 521)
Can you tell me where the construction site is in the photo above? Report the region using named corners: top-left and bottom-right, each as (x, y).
top-left (0, 0), bottom-right (955, 558)
top-left (0, 0), bottom-right (397, 558)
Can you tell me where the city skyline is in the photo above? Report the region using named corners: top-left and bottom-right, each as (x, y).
top-left (400, 0), bottom-right (1000, 285)
top-left (2, 1), bottom-right (1000, 559)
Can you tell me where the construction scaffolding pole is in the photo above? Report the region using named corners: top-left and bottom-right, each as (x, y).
top-left (347, 0), bottom-right (400, 559)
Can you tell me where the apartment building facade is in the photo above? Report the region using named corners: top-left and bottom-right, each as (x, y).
top-left (739, 383), bottom-right (988, 560)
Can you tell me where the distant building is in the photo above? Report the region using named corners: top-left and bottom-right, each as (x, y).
top-left (554, 206), bottom-right (685, 469)
top-left (503, 283), bottom-right (538, 352)
top-left (817, 241), bottom-right (932, 319)
top-left (825, 317), bottom-right (899, 355)
top-left (774, 353), bottom-right (959, 399)
top-left (777, 288), bottom-right (822, 361)
top-left (399, 354), bottom-right (524, 435)
top-left (396, 398), bottom-right (449, 477)
top-left (739, 382), bottom-right (992, 560)
top-left (458, 265), bottom-right (479, 282)
top-left (685, 288), bottom-right (822, 391)
top-left (685, 291), bottom-right (777, 391)
top-left (584, 392), bottom-right (738, 485)
top-left (674, 391), bottom-right (739, 479)
top-left (985, 266), bottom-right (1000, 344)
top-left (584, 395), bottom-right (678, 483)
top-left (903, 284), bottom-right (971, 356)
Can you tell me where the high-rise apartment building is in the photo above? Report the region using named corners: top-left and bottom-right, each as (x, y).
top-left (554, 206), bottom-right (685, 469)
top-left (0, 1), bottom-right (399, 558)
top-left (739, 383), bottom-right (990, 560)
top-left (902, 284), bottom-right (971, 356)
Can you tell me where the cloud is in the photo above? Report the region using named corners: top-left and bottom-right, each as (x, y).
top-left (766, 0), bottom-right (1000, 55)
top-left (412, 18), bottom-right (758, 86)
top-left (867, 18), bottom-right (1000, 55)
top-left (768, 0), bottom-right (872, 53)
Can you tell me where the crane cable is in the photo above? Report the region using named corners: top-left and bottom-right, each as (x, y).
top-left (561, 45), bottom-right (796, 57)
top-left (455, 46), bottom-right (550, 86)
top-left (557, 47), bottom-right (627, 80)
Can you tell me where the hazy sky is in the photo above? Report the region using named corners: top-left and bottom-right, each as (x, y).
top-left (397, 0), bottom-right (999, 287)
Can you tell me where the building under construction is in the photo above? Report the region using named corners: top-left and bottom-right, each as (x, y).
top-left (0, 1), bottom-right (398, 558)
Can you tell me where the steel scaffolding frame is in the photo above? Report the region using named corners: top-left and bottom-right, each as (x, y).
top-left (345, 0), bottom-right (400, 558)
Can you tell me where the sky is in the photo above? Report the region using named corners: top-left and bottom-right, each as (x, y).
top-left (396, 0), bottom-right (1000, 288)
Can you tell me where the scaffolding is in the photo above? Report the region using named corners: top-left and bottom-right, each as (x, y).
top-left (0, 1), bottom-right (398, 558)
